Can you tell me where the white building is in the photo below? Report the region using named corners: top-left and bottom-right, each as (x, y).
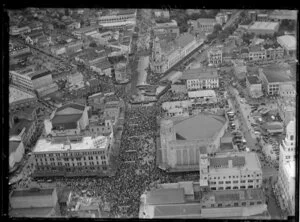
top-left (208, 48), bottom-right (223, 65)
top-left (180, 68), bottom-right (219, 91)
top-left (10, 67), bottom-right (53, 92)
top-left (33, 134), bottom-right (113, 177)
top-left (9, 136), bottom-right (25, 172)
top-left (199, 152), bottom-right (263, 191)
top-left (277, 35), bottom-right (296, 56)
top-left (276, 119), bottom-right (295, 216)
top-left (98, 9), bottom-right (136, 27)
top-left (248, 22), bottom-right (280, 35)
top-left (159, 114), bottom-right (227, 172)
top-left (150, 33), bottom-right (203, 74)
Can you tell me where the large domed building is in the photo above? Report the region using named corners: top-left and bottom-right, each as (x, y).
top-left (159, 113), bottom-right (228, 172)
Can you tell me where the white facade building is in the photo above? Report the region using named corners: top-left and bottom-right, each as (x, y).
top-left (199, 152), bottom-right (263, 191)
top-left (276, 119), bottom-right (295, 216)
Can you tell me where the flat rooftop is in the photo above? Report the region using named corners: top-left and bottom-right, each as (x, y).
top-left (209, 152), bottom-right (261, 172)
top-left (181, 68), bottom-right (218, 80)
top-left (33, 135), bottom-right (108, 153)
top-left (173, 114), bottom-right (226, 140)
top-left (9, 86), bottom-right (36, 104)
top-left (249, 22), bottom-right (279, 31)
top-left (262, 64), bottom-right (295, 83)
top-left (203, 189), bottom-right (264, 203)
top-left (11, 188), bottom-right (55, 198)
top-left (145, 188), bottom-right (185, 205)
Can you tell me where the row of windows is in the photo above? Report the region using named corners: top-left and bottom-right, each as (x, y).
top-left (202, 200), bottom-right (263, 208)
top-left (211, 179), bottom-right (259, 185)
top-left (210, 184), bottom-right (259, 190)
top-left (36, 165), bottom-right (108, 171)
top-left (208, 174), bottom-right (261, 180)
top-left (36, 150), bottom-right (105, 158)
top-left (38, 155), bottom-right (106, 162)
top-left (37, 160), bottom-right (107, 167)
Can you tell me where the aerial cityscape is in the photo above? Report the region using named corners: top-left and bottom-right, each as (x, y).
top-left (7, 8), bottom-right (297, 219)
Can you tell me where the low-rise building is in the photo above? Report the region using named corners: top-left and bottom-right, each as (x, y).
top-left (9, 44), bottom-right (31, 58)
top-left (153, 20), bottom-right (180, 38)
top-left (188, 18), bottom-right (216, 34)
top-left (264, 45), bottom-right (284, 60)
top-left (258, 64), bottom-right (295, 95)
top-left (215, 13), bottom-right (228, 26)
top-left (248, 45), bottom-right (266, 61)
top-left (88, 92), bottom-right (105, 112)
top-left (200, 189), bottom-right (269, 218)
top-left (208, 48), bottom-right (223, 65)
top-left (246, 75), bottom-right (263, 98)
top-left (277, 35), bottom-right (296, 56)
top-left (9, 188), bottom-right (60, 217)
top-left (97, 9), bottom-right (136, 27)
top-left (248, 22), bottom-right (279, 35)
top-left (199, 152), bottom-right (263, 191)
top-left (153, 10), bottom-right (170, 19)
top-left (180, 68), bottom-right (219, 91)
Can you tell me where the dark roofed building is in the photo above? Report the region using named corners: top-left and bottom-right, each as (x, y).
top-left (146, 188), bottom-right (185, 205)
top-left (247, 76), bottom-right (260, 85)
top-left (51, 114), bottom-right (82, 130)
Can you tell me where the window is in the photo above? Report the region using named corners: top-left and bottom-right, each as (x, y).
top-left (211, 204), bottom-right (215, 207)
top-left (233, 181), bottom-right (239, 184)
top-left (248, 180), bottom-right (253, 183)
top-left (290, 135), bottom-right (294, 140)
top-left (219, 187), bottom-right (224, 190)
top-left (248, 185), bottom-right (253, 188)
top-left (219, 181), bottom-right (224, 184)
top-left (225, 186), bottom-right (231, 190)
top-left (225, 181), bottom-right (231, 184)
top-left (241, 202), bottom-right (246, 206)
top-left (240, 186), bottom-right (246, 189)
top-left (218, 203), bottom-right (222, 207)
top-left (256, 179), bottom-right (259, 183)
top-left (257, 201), bottom-right (262, 204)
top-left (211, 187), bottom-right (216, 190)
top-left (103, 166), bottom-right (107, 170)
top-left (241, 180), bottom-right (246, 183)
top-left (250, 202), bottom-right (254, 206)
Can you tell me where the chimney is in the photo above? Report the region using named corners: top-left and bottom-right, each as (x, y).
top-left (228, 159), bottom-right (233, 168)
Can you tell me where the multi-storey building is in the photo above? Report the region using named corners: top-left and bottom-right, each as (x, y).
top-left (188, 18), bottom-right (216, 34)
top-left (215, 13), bottom-right (228, 26)
top-left (264, 46), bottom-right (284, 60)
top-left (153, 20), bottom-right (180, 38)
top-left (32, 134), bottom-right (113, 177)
top-left (150, 33), bottom-right (203, 74)
top-left (258, 64), bottom-right (295, 95)
top-left (9, 85), bottom-right (37, 112)
top-left (208, 48), bottom-right (223, 65)
top-left (248, 45), bottom-right (266, 61)
top-left (159, 114), bottom-right (228, 172)
top-left (276, 119), bottom-right (295, 216)
top-left (199, 152), bottom-right (263, 191)
top-left (9, 136), bottom-right (25, 172)
top-left (44, 103), bottom-right (89, 137)
top-left (97, 9), bottom-right (136, 27)
top-left (180, 68), bottom-right (219, 91)
top-left (277, 35), bottom-right (296, 57)
top-left (10, 67), bottom-right (53, 92)
top-left (246, 75), bottom-right (263, 98)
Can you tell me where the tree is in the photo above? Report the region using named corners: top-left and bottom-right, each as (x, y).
top-left (213, 24), bottom-right (223, 33)
top-left (89, 42), bottom-right (97, 48)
